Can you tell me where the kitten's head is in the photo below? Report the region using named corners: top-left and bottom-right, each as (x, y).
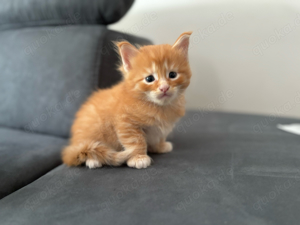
top-left (116, 32), bottom-right (192, 105)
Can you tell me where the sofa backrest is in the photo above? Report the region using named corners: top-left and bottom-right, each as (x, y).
top-left (0, 0), bottom-right (151, 138)
top-left (0, 0), bottom-right (134, 30)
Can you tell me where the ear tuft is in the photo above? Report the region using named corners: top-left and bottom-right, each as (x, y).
top-left (172, 31), bottom-right (192, 59)
top-left (116, 41), bottom-right (139, 73)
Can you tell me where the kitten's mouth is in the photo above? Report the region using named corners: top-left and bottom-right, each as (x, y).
top-left (158, 93), bottom-right (171, 99)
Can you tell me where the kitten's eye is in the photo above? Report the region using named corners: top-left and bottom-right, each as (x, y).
top-left (145, 75), bottom-right (155, 83)
top-left (169, 71), bottom-right (177, 79)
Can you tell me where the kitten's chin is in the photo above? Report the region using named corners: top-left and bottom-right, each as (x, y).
top-left (147, 92), bottom-right (177, 106)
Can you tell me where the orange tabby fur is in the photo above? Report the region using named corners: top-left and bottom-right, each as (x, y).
top-left (62, 32), bottom-right (192, 169)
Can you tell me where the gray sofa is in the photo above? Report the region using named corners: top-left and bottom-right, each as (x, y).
top-left (1, 1), bottom-right (300, 225)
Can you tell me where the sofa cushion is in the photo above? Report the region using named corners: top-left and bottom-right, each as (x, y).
top-left (0, 0), bottom-right (134, 30)
top-left (0, 111), bottom-right (299, 224)
top-left (0, 26), bottom-right (151, 138)
top-left (0, 127), bottom-right (67, 199)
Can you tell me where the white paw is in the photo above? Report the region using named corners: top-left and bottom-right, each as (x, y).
top-left (86, 158), bottom-right (102, 169)
top-left (162, 142), bottom-right (173, 153)
top-left (127, 154), bottom-right (151, 169)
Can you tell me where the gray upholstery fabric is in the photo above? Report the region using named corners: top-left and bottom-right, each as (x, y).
top-left (0, 111), bottom-right (299, 225)
top-left (0, 127), bottom-right (67, 199)
top-left (97, 30), bottom-right (152, 89)
top-left (0, 26), bottom-right (151, 138)
top-left (0, 0), bottom-right (134, 30)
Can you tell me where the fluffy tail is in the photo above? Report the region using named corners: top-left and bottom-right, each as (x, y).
top-left (62, 142), bottom-right (132, 167)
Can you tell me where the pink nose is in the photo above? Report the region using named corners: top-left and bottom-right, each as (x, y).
top-left (159, 84), bottom-right (170, 93)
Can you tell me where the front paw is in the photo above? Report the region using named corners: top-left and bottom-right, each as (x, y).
top-left (148, 141), bottom-right (173, 154)
top-left (127, 154), bottom-right (151, 169)
top-left (161, 142), bottom-right (173, 153)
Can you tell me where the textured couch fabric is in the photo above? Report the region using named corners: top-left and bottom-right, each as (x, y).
top-left (0, 0), bottom-right (152, 207)
top-left (0, 26), bottom-right (151, 138)
top-left (0, 0), bottom-right (134, 30)
top-left (1, 1), bottom-right (300, 224)
top-left (0, 111), bottom-right (300, 225)
top-left (0, 127), bottom-right (67, 199)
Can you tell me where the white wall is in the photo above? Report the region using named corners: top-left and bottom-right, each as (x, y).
top-left (110, 0), bottom-right (300, 118)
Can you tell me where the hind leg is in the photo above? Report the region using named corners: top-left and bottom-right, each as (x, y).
top-left (82, 143), bottom-right (103, 169)
top-left (62, 142), bottom-right (102, 168)
top-left (85, 158), bottom-right (102, 169)
top-left (116, 124), bottom-right (151, 169)
top-left (63, 141), bottom-right (121, 169)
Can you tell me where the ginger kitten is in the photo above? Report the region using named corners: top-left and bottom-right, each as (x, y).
top-left (62, 31), bottom-right (192, 169)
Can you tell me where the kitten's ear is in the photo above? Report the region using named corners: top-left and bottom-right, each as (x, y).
top-left (116, 41), bottom-right (139, 73)
top-left (172, 31), bottom-right (192, 59)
